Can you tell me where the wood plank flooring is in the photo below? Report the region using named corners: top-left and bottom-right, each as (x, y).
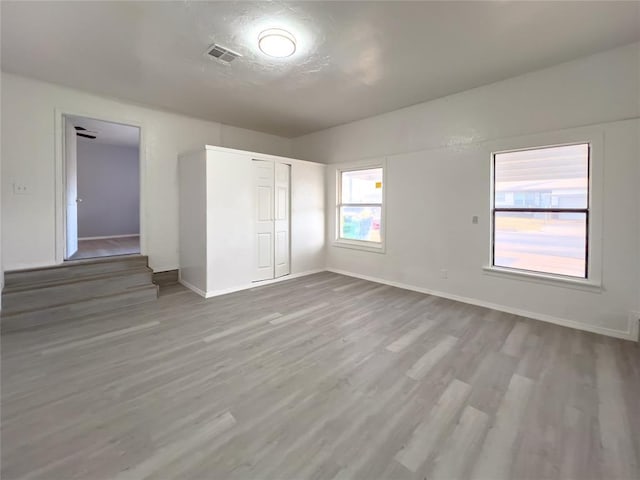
top-left (1, 272), bottom-right (638, 480)
top-left (69, 236), bottom-right (140, 260)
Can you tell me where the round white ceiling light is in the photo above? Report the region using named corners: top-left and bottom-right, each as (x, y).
top-left (258, 28), bottom-right (296, 58)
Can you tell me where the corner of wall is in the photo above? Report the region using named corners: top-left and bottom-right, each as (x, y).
top-left (630, 311), bottom-right (640, 342)
top-left (219, 124), bottom-right (293, 159)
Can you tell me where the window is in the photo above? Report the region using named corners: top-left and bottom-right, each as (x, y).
top-left (336, 166), bottom-right (384, 250)
top-left (492, 143), bottom-right (589, 278)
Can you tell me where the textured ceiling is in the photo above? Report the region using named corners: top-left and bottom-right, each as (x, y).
top-left (2, 1), bottom-right (639, 137)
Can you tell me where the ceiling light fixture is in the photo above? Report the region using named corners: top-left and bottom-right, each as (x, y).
top-left (258, 28), bottom-right (296, 58)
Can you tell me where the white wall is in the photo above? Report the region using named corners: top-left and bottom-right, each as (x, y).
top-left (0, 72), bottom-right (3, 296)
top-left (205, 148), bottom-right (254, 294)
top-left (290, 157), bottom-right (326, 275)
top-left (178, 149), bottom-right (207, 293)
top-left (1, 73), bottom-right (293, 272)
top-left (77, 141), bottom-right (140, 238)
top-left (292, 42), bottom-right (640, 339)
top-left (293, 43), bottom-right (639, 164)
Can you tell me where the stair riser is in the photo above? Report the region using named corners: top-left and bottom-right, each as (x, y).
top-left (1, 286), bottom-right (159, 333)
top-left (3, 271), bottom-right (153, 314)
top-left (5, 258), bottom-right (148, 289)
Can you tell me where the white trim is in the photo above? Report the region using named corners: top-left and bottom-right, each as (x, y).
top-left (192, 144), bottom-right (325, 168)
top-left (332, 239), bottom-right (385, 254)
top-left (78, 234), bottom-right (140, 241)
top-left (54, 109), bottom-right (145, 265)
top-left (180, 269), bottom-right (325, 299)
top-left (178, 278), bottom-right (208, 298)
top-left (248, 269), bottom-right (325, 288)
top-left (482, 266), bottom-right (602, 293)
top-left (630, 311), bottom-right (640, 342)
top-left (326, 268), bottom-right (637, 341)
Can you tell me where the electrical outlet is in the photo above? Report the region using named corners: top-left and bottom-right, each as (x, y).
top-left (472, 216), bottom-right (479, 224)
top-left (13, 183), bottom-right (29, 195)
top-left (440, 269), bottom-right (448, 279)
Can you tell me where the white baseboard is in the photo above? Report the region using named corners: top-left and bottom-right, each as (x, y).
top-left (245, 269), bottom-right (326, 289)
top-left (178, 278), bottom-right (207, 298)
top-left (180, 266), bottom-right (636, 341)
top-left (180, 269), bottom-right (325, 299)
top-left (326, 268), bottom-right (637, 342)
top-left (78, 234), bottom-right (139, 240)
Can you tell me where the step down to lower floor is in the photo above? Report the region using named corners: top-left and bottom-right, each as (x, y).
top-left (4, 255), bottom-right (149, 290)
top-left (2, 268), bottom-right (153, 315)
top-left (2, 255), bottom-right (159, 331)
top-left (1, 284), bottom-right (159, 333)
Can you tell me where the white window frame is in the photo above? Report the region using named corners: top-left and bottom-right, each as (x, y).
top-left (334, 159), bottom-right (386, 253)
top-left (484, 129), bottom-right (603, 291)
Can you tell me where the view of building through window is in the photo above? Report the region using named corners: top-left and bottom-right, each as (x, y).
top-left (493, 143), bottom-right (589, 278)
top-left (339, 167), bottom-right (383, 243)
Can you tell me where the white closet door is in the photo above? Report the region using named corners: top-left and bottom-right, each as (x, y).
top-left (253, 160), bottom-right (275, 281)
top-left (274, 163), bottom-right (290, 278)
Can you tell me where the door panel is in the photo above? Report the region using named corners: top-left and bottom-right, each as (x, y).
top-left (257, 187), bottom-right (272, 221)
top-left (274, 163), bottom-right (290, 278)
top-left (276, 230), bottom-right (287, 268)
top-left (253, 160), bottom-right (274, 281)
top-left (64, 117), bottom-right (78, 259)
top-left (257, 233), bottom-right (273, 268)
top-left (276, 187), bottom-right (287, 220)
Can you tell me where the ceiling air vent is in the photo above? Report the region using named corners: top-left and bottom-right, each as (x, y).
top-left (207, 44), bottom-right (242, 63)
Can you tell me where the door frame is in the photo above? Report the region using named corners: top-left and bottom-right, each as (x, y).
top-left (273, 161), bottom-right (291, 279)
top-left (54, 108), bottom-right (145, 263)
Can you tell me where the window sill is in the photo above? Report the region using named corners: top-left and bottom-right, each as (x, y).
top-left (482, 266), bottom-right (603, 293)
top-left (333, 239), bottom-right (386, 254)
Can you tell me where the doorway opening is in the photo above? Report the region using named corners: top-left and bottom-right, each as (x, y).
top-left (63, 115), bottom-right (141, 261)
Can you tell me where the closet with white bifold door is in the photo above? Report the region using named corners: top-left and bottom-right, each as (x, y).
top-left (178, 145), bottom-right (325, 299)
top-left (253, 159), bottom-right (290, 281)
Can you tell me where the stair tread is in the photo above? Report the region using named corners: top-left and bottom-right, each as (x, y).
top-left (2, 257), bottom-right (158, 329)
top-left (1, 284), bottom-right (158, 318)
top-left (3, 266), bottom-right (153, 294)
top-left (5, 254), bottom-right (147, 275)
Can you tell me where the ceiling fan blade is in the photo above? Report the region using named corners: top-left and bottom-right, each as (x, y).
top-left (77, 132), bottom-right (97, 139)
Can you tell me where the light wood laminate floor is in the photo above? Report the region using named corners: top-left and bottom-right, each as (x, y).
top-left (1, 273), bottom-right (638, 479)
top-left (68, 236), bottom-right (140, 260)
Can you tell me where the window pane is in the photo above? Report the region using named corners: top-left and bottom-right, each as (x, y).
top-left (342, 168), bottom-right (383, 204)
top-left (494, 211), bottom-right (586, 277)
top-left (339, 206), bottom-right (381, 242)
top-left (495, 144), bottom-right (588, 209)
